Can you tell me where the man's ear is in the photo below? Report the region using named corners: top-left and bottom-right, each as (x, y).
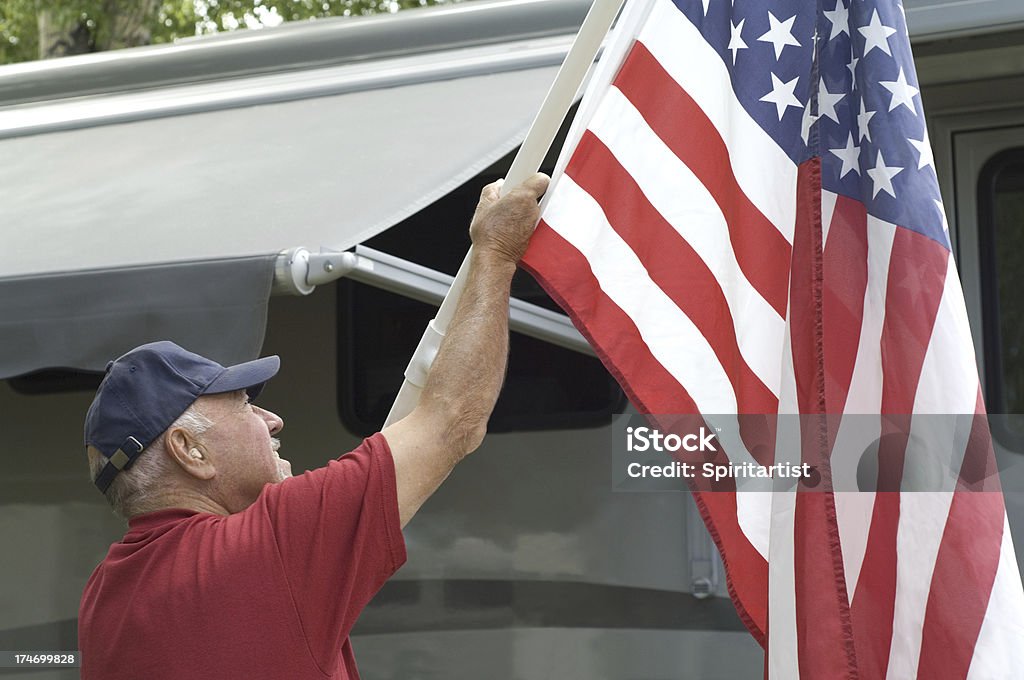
top-left (164, 426), bottom-right (216, 481)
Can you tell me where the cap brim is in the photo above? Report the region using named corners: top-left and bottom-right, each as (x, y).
top-left (204, 355), bottom-right (281, 399)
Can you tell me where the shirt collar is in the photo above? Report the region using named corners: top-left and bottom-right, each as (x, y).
top-left (125, 508), bottom-right (203, 538)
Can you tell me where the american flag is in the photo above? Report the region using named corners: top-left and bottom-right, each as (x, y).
top-left (521, 0), bottom-right (1024, 676)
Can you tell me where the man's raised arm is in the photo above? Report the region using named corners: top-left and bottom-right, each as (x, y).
top-left (381, 173), bottom-right (550, 527)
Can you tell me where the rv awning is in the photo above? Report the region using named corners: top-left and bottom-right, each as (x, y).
top-left (0, 21), bottom-right (570, 378)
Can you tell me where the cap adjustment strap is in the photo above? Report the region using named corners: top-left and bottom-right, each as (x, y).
top-left (94, 436), bottom-right (144, 494)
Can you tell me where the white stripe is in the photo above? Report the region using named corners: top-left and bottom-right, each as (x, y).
top-left (832, 491), bottom-right (877, 607)
top-left (966, 514), bottom-right (1024, 679)
top-left (736, 273), bottom-right (803, 565)
top-left (767, 490), bottom-right (799, 678)
top-left (638, 0), bottom-right (797, 243)
top-left (767, 489), bottom-right (799, 680)
top-left (885, 492), bottom-right (954, 680)
top-left (767, 302), bottom-right (800, 679)
top-left (588, 86), bottom-right (785, 398)
top-left (822, 190), bottom-right (839, 248)
top-left (543, 175), bottom-right (738, 412)
top-left (704, 414), bottom-right (774, 495)
top-left (736, 493), bottom-right (771, 560)
top-left (841, 215), bottom-right (897, 415)
top-left (833, 216), bottom-right (895, 602)
top-left (887, 253), bottom-right (995, 679)
top-left (912, 257), bottom-right (979, 416)
top-left (699, 417), bottom-right (775, 563)
top-left (549, 0), bottom-right (656, 183)
top-left (903, 255), bottom-right (976, 496)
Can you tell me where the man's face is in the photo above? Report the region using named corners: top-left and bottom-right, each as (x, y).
top-left (194, 390), bottom-right (291, 512)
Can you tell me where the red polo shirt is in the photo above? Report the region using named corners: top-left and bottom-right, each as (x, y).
top-left (79, 433), bottom-right (405, 679)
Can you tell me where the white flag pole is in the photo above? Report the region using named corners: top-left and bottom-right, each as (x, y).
top-left (383, 0), bottom-right (626, 427)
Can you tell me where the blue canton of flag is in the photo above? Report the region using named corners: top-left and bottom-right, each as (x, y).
top-left (674, 0), bottom-right (948, 248)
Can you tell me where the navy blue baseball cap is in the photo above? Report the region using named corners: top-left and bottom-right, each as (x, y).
top-left (84, 341), bottom-right (280, 494)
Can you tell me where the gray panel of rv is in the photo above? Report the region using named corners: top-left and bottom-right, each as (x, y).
top-left (906, 0), bottom-right (1024, 40)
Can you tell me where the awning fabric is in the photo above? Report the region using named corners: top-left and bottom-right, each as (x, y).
top-left (0, 257), bottom-right (273, 379)
top-left (0, 62), bottom-right (559, 376)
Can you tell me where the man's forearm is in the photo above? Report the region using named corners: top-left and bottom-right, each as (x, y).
top-left (419, 248), bottom-right (517, 459)
top-left (380, 174), bottom-right (548, 527)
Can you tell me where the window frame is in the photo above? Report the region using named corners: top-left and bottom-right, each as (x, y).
top-left (977, 146), bottom-right (1024, 449)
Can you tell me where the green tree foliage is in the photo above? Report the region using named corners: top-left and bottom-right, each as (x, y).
top-left (0, 0), bottom-right (454, 65)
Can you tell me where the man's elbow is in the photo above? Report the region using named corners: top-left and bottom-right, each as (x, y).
top-left (454, 420), bottom-right (488, 458)
top-left (422, 398), bottom-right (491, 461)
top-left (446, 408), bottom-right (490, 460)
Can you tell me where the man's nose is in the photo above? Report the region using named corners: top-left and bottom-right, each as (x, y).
top-left (258, 407), bottom-right (284, 435)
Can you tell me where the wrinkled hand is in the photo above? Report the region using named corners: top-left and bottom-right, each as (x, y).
top-left (469, 173), bottom-right (550, 264)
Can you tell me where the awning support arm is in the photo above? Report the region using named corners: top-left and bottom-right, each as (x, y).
top-left (273, 245), bottom-right (594, 357)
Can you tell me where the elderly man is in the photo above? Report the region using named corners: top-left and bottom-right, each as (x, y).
top-left (78, 174), bottom-right (549, 679)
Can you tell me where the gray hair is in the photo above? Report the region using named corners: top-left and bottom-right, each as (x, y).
top-left (88, 405), bottom-right (214, 519)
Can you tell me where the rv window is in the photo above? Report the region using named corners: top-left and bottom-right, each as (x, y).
top-left (978, 147), bottom-right (1024, 445)
top-left (8, 369), bottom-right (103, 395)
top-left (337, 179), bottom-right (626, 436)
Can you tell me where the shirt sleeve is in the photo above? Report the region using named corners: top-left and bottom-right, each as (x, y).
top-left (256, 432), bottom-right (407, 671)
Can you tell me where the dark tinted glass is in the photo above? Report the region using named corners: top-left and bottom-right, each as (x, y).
top-left (337, 179), bottom-right (625, 436)
top-left (979, 148), bottom-right (1024, 443)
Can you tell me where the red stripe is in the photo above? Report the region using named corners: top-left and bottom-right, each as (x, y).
top-left (823, 196), bottom-right (869, 414)
top-left (522, 225), bottom-right (699, 415)
top-left (916, 391), bottom-right (1004, 679)
top-left (788, 161), bottom-right (859, 679)
top-left (878, 231), bottom-right (950, 415)
top-left (565, 131), bottom-right (779, 422)
top-left (522, 223), bottom-right (769, 645)
top-left (612, 40), bottom-right (792, 318)
top-left (851, 228), bottom-right (950, 678)
top-left (957, 393), bottom-right (1002, 494)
